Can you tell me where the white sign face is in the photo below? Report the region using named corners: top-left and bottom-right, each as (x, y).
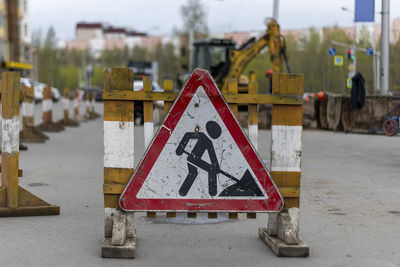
top-left (136, 86), bottom-right (266, 200)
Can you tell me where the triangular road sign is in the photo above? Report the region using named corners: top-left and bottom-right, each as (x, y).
top-left (119, 69), bottom-right (283, 212)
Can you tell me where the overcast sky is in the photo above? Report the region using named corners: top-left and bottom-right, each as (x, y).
top-left (31, 0), bottom-right (400, 40)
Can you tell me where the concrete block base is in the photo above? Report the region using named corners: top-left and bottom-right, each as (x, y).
top-left (102, 237), bottom-right (136, 259)
top-left (258, 227), bottom-right (309, 257)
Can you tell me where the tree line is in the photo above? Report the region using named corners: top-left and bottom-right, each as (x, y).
top-left (35, 24), bottom-right (400, 94)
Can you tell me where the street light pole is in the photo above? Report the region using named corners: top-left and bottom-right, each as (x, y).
top-left (273, 0), bottom-right (279, 22)
top-left (381, 0), bottom-right (390, 94)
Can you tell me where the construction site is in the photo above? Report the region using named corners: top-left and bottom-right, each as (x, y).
top-left (0, 0), bottom-right (399, 266)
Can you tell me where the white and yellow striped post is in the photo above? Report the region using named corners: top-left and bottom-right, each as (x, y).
top-left (58, 88), bottom-right (80, 127)
top-left (259, 73), bottom-right (308, 256)
top-left (103, 68), bottom-right (135, 209)
top-left (73, 89), bottom-right (87, 122)
top-left (85, 92), bottom-right (92, 120)
top-left (89, 92), bottom-right (101, 119)
top-left (0, 72), bottom-right (60, 217)
top-left (102, 68), bottom-right (136, 257)
top-left (143, 77), bottom-right (153, 150)
top-left (248, 81), bottom-right (258, 150)
top-left (20, 85), bottom-right (49, 142)
top-left (38, 86), bottom-right (64, 132)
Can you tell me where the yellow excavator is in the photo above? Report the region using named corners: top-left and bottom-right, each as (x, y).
top-left (191, 19), bottom-right (290, 92)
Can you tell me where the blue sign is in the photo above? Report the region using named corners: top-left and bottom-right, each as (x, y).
top-left (366, 47), bottom-right (374, 55)
top-left (355, 0), bottom-right (375, 22)
top-left (328, 47), bottom-right (336, 56)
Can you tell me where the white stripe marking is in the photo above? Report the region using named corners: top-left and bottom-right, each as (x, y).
top-left (248, 124), bottom-right (258, 150)
top-left (144, 121), bottom-right (153, 149)
top-left (22, 102), bottom-right (34, 117)
top-left (2, 116), bottom-right (19, 153)
top-left (104, 121), bottom-right (135, 168)
top-left (271, 125), bottom-right (302, 172)
top-left (42, 99), bottom-right (52, 112)
top-left (62, 98), bottom-right (69, 110)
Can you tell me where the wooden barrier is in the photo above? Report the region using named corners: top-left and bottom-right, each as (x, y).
top-left (73, 89), bottom-right (87, 122)
top-left (20, 85), bottom-right (49, 143)
top-left (89, 92), bottom-right (101, 119)
top-left (0, 72), bottom-right (60, 217)
top-left (58, 88), bottom-right (79, 127)
top-left (37, 86), bottom-right (65, 132)
top-left (102, 68), bottom-right (306, 257)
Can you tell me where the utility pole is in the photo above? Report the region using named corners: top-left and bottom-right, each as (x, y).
top-left (188, 29), bottom-right (194, 72)
top-left (273, 0), bottom-right (279, 22)
top-left (381, 0), bottom-right (390, 94)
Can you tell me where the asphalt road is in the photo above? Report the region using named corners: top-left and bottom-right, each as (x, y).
top-left (0, 102), bottom-right (399, 267)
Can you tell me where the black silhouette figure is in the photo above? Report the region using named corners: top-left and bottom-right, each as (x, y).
top-left (176, 121), bottom-right (221, 196)
top-left (176, 120), bottom-right (264, 197)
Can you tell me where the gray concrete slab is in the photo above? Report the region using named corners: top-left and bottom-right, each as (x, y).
top-left (0, 102), bottom-right (399, 266)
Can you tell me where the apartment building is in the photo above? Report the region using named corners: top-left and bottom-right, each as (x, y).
top-left (0, 0), bottom-right (32, 75)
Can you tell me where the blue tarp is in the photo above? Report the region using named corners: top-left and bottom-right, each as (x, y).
top-left (355, 0), bottom-right (375, 22)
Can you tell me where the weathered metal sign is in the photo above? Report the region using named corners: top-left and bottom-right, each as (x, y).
top-left (119, 69), bottom-right (283, 212)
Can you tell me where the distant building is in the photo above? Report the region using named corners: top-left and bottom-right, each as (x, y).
top-left (0, 0), bottom-right (32, 76)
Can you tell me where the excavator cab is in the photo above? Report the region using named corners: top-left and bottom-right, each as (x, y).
top-left (192, 39), bottom-right (236, 85)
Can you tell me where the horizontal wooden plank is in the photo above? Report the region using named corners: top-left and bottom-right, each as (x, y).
top-left (0, 205), bottom-right (60, 217)
top-left (271, 171), bottom-right (301, 187)
top-left (278, 187), bottom-right (300, 197)
top-left (103, 91), bottom-right (302, 105)
top-left (272, 105), bottom-right (303, 126)
top-left (103, 183), bottom-right (298, 197)
top-left (104, 167), bottom-right (134, 184)
top-left (104, 101), bottom-right (135, 122)
top-left (103, 184), bottom-right (126, 194)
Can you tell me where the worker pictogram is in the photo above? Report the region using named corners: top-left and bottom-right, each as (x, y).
top-left (119, 69), bottom-right (283, 212)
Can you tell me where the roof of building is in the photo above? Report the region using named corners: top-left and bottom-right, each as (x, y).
top-left (76, 22), bottom-right (103, 29)
top-left (105, 27), bottom-right (126, 34)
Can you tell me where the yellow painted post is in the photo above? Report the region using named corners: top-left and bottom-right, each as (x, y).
top-left (1, 72), bottom-right (20, 208)
top-left (143, 77), bottom-right (153, 149)
top-left (103, 68), bottom-right (135, 209)
top-left (227, 79), bottom-right (238, 117)
top-left (143, 77), bottom-right (156, 218)
top-left (74, 90), bottom-right (80, 118)
top-left (270, 73), bottom-right (303, 208)
top-left (63, 88), bottom-right (70, 124)
top-left (85, 91), bottom-right (91, 119)
top-left (163, 80), bottom-right (173, 116)
top-left (162, 80), bottom-right (176, 218)
top-left (226, 79), bottom-right (239, 219)
top-left (248, 81), bottom-right (258, 150)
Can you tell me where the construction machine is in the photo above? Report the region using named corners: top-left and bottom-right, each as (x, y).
top-left (191, 19), bottom-right (290, 92)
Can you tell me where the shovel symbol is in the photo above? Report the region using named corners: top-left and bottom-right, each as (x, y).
top-left (182, 150), bottom-right (264, 197)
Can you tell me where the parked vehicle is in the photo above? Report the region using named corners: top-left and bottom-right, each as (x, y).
top-left (52, 87), bottom-right (61, 102)
top-left (83, 86), bottom-right (103, 101)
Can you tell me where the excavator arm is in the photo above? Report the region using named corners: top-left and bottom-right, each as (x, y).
top-left (221, 20), bottom-right (289, 92)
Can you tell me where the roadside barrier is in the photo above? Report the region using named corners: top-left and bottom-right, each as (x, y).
top-left (74, 89), bottom-right (87, 122)
top-left (20, 85), bottom-right (49, 142)
top-left (0, 72), bottom-right (60, 217)
top-left (89, 92), bottom-right (101, 119)
top-left (58, 88), bottom-right (79, 127)
top-left (101, 68), bottom-right (307, 258)
top-left (37, 86), bottom-right (65, 132)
